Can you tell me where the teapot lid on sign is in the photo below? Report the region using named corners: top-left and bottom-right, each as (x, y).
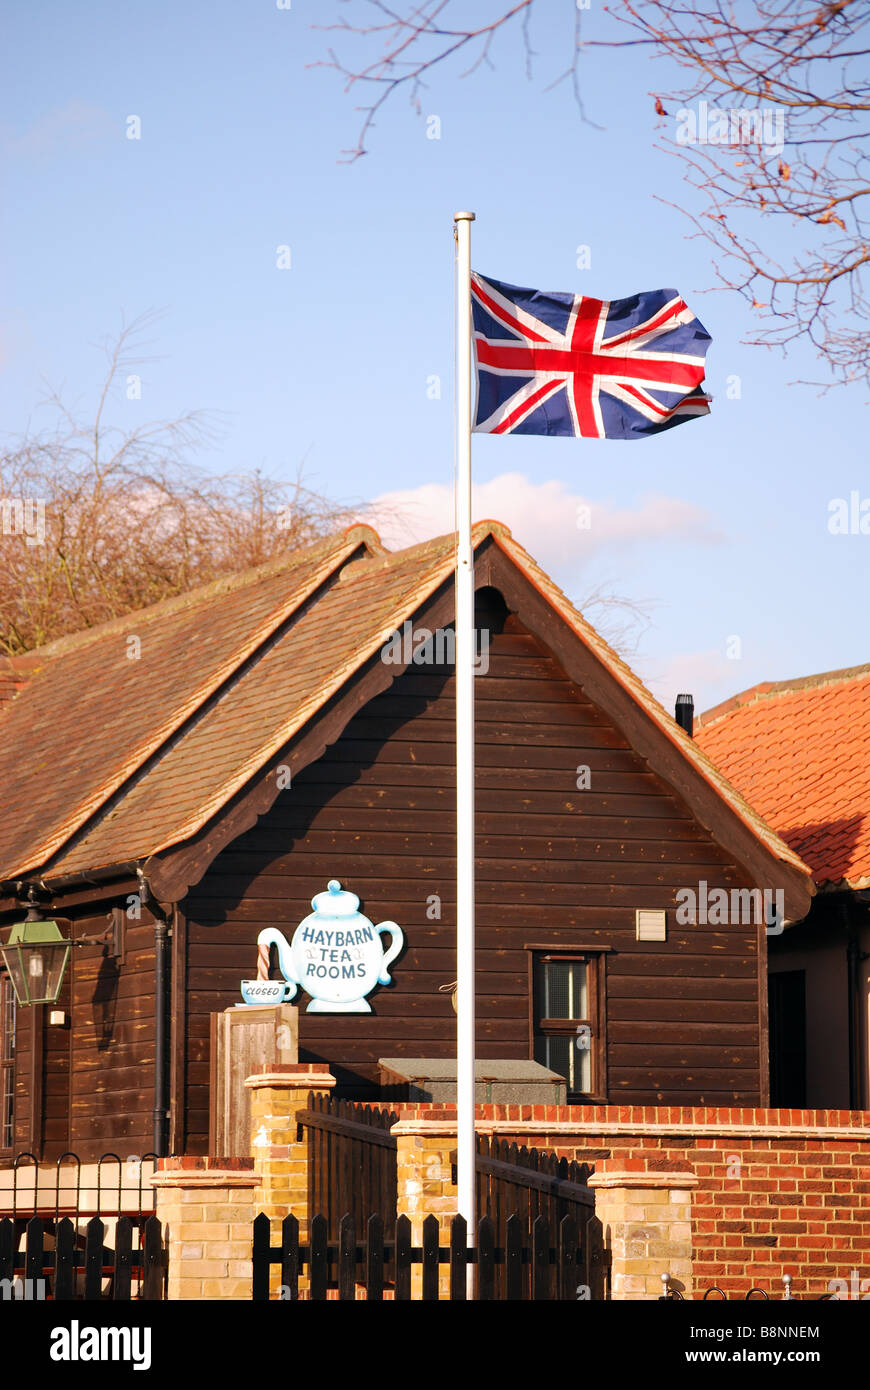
top-left (309, 879), bottom-right (361, 917)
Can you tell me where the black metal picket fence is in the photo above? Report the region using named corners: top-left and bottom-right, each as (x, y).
top-left (253, 1210), bottom-right (590, 1300)
top-left (0, 1215), bottom-right (165, 1301)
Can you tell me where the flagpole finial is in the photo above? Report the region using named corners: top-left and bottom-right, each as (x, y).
top-left (454, 210), bottom-right (476, 222)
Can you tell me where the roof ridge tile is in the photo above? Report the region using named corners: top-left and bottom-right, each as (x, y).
top-left (698, 662), bottom-right (870, 729)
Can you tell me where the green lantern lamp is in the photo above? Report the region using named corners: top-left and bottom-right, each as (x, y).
top-left (1, 911), bottom-right (71, 1007)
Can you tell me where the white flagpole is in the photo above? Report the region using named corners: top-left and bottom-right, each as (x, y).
top-left (453, 210), bottom-right (476, 1262)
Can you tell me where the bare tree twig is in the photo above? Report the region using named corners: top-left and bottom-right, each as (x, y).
top-left (0, 321), bottom-right (366, 654)
top-left (308, 0), bottom-right (589, 161)
top-left (598, 0), bottom-right (870, 385)
top-left (313, 0), bottom-right (870, 385)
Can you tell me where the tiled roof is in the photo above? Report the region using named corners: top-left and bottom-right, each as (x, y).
top-left (0, 522), bottom-right (811, 892)
top-left (695, 663), bottom-right (870, 889)
top-left (41, 529), bottom-right (470, 877)
top-left (0, 527), bottom-right (382, 879)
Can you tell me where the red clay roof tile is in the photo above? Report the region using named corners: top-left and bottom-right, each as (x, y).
top-left (696, 662), bottom-right (870, 888)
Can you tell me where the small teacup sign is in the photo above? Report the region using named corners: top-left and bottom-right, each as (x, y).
top-left (239, 980), bottom-right (293, 1006)
top-left (255, 880), bottom-right (404, 1013)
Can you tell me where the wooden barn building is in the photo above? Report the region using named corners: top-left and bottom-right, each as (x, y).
top-left (0, 521), bottom-right (814, 1163)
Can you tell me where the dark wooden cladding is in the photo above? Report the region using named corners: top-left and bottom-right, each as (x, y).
top-left (3, 586), bottom-right (776, 1161)
top-left (182, 594), bottom-right (766, 1144)
top-left (10, 905), bottom-right (157, 1161)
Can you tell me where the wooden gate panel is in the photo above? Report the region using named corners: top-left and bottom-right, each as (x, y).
top-left (208, 1004), bottom-right (298, 1156)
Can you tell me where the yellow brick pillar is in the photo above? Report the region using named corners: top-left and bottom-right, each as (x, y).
top-left (393, 1118), bottom-right (457, 1299)
top-left (588, 1157), bottom-right (697, 1300)
top-left (151, 1157), bottom-right (260, 1300)
top-left (245, 1062), bottom-right (336, 1295)
top-left (245, 1063), bottom-right (336, 1227)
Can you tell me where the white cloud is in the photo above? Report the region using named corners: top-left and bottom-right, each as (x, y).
top-left (364, 472), bottom-right (724, 565)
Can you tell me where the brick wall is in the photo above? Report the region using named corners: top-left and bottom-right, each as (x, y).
top-left (392, 1103), bottom-right (870, 1298)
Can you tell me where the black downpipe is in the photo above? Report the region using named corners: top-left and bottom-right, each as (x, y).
top-left (153, 917), bottom-right (170, 1156)
top-left (138, 869), bottom-right (171, 1157)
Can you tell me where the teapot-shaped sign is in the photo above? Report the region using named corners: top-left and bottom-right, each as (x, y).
top-left (254, 880), bottom-right (404, 1013)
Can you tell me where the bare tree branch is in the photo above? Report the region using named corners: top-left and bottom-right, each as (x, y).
top-left (314, 0), bottom-right (870, 385)
top-left (309, 0), bottom-right (588, 162)
top-left (0, 321), bottom-right (364, 655)
top-left (595, 0), bottom-right (870, 386)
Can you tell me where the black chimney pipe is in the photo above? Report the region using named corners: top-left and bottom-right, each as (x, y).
top-left (675, 693), bottom-right (694, 737)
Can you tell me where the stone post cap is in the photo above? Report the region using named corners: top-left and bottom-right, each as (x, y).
top-left (244, 1063), bottom-right (336, 1091)
top-left (588, 1156), bottom-right (698, 1190)
top-left (151, 1156), bottom-right (260, 1189)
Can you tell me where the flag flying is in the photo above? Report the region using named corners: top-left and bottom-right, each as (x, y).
top-left (471, 272), bottom-right (712, 440)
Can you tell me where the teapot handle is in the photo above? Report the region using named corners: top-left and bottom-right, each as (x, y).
top-left (375, 922), bottom-right (404, 985)
top-left (257, 927), bottom-right (299, 1000)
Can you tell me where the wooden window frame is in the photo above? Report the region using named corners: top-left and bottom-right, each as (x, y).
top-left (525, 944), bottom-right (609, 1103)
top-left (0, 973), bottom-right (15, 1157)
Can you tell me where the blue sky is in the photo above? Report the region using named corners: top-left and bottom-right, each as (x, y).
top-left (1, 1), bottom-right (867, 714)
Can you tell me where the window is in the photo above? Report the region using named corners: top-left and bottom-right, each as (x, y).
top-left (529, 949), bottom-right (607, 1100)
top-left (0, 974), bottom-right (14, 1153)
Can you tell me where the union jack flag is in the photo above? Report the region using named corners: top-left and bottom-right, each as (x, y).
top-left (471, 273), bottom-right (712, 440)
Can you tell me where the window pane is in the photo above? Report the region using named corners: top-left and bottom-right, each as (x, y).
top-left (540, 960), bottom-right (587, 1019)
top-left (534, 956), bottom-right (593, 1094)
top-left (536, 1033), bottom-right (574, 1090)
top-left (0, 978), bottom-right (13, 1063)
top-left (574, 1024), bottom-right (592, 1093)
top-left (534, 1031), bottom-right (592, 1094)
